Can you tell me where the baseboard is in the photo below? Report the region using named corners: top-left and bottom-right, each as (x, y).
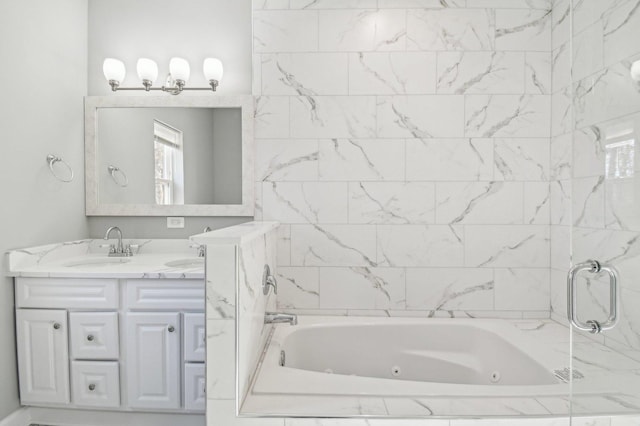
top-left (28, 407), bottom-right (204, 426)
top-left (0, 407), bottom-right (31, 426)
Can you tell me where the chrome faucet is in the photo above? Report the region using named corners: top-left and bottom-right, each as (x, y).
top-left (264, 312), bottom-right (297, 326)
top-left (103, 226), bottom-right (132, 257)
top-left (191, 226), bottom-right (212, 257)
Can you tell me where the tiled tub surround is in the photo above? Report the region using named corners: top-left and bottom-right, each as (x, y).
top-left (242, 317), bottom-right (640, 418)
top-left (253, 1), bottom-right (554, 319)
top-left (191, 222), bottom-right (278, 424)
top-left (567, 0), bottom-right (640, 365)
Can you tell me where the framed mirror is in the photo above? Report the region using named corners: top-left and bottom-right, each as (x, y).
top-left (85, 96), bottom-right (254, 216)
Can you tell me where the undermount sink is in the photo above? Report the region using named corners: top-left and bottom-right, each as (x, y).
top-left (64, 258), bottom-right (132, 267)
top-left (165, 258), bottom-right (204, 268)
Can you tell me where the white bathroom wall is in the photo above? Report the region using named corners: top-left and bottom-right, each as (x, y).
top-left (0, 0), bottom-right (89, 419)
top-left (86, 0), bottom-right (253, 238)
top-left (254, 0), bottom-right (554, 317)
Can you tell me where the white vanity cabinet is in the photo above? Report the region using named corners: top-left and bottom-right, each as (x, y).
top-left (16, 309), bottom-right (70, 405)
top-left (14, 277), bottom-right (205, 414)
top-left (126, 312), bottom-right (181, 409)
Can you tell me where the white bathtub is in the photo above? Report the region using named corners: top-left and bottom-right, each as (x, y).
top-left (251, 316), bottom-right (573, 398)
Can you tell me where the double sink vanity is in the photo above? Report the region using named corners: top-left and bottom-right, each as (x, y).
top-left (7, 234), bottom-right (206, 416)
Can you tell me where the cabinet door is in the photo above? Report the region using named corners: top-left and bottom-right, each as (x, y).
top-left (183, 313), bottom-right (205, 362)
top-left (126, 312), bottom-right (181, 409)
top-left (16, 309), bottom-right (70, 404)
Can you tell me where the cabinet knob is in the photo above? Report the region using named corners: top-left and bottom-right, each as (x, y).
top-left (88, 384), bottom-right (96, 391)
top-left (53, 323), bottom-right (61, 330)
top-left (86, 335), bottom-right (95, 342)
top-left (168, 325), bottom-right (175, 333)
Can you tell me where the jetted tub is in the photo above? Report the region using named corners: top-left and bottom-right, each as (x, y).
top-left (250, 316), bottom-right (572, 398)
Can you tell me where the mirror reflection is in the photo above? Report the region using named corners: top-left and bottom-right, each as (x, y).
top-left (97, 107), bottom-right (242, 206)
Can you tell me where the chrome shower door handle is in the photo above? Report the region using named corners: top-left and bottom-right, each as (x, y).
top-left (567, 260), bottom-right (619, 334)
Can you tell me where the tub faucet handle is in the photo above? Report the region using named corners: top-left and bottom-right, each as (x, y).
top-left (263, 264), bottom-right (277, 295)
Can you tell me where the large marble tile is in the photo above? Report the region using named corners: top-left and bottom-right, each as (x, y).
top-left (495, 9), bottom-right (552, 52)
top-left (494, 138), bottom-right (550, 181)
top-left (377, 95), bottom-right (465, 138)
top-left (262, 182), bottom-right (348, 223)
top-left (552, 42), bottom-right (571, 91)
top-left (349, 182), bottom-right (436, 224)
top-left (575, 59), bottom-right (640, 129)
top-left (494, 268), bottom-right (550, 311)
top-left (290, 95), bottom-right (376, 138)
top-left (256, 139), bottom-right (319, 182)
top-left (573, 22), bottom-right (605, 82)
top-left (255, 96), bottom-right (290, 139)
top-left (572, 176), bottom-right (606, 228)
top-left (465, 225), bottom-right (550, 267)
top-left (319, 267), bottom-right (406, 309)
top-left (254, 10), bottom-right (318, 53)
top-left (261, 53), bottom-right (348, 95)
top-left (603, 0), bottom-right (640, 67)
top-left (290, 224), bottom-right (377, 267)
top-left (551, 0), bottom-right (570, 48)
top-left (318, 138), bottom-right (404, 181)
top-left (573, 125), bottom-right (605, 179)
top-left (318, 9), bottom-right (406, 52)
top-left (253, 0), bottom-right (289, 10)
top-left (524, 182), bottom-right (551, 225)
top-left (406, 138), bottom-right (494, 181)
top-left (277, 224), bottom-right (292, 266)
top-left (276, 266), bottom-right (320, 309)
top-left (290, 0), bottom-right (377, 8)
top-left (435, 181), bottom-right (524, 225)
top-left (349, 52), bottom-right (436, 95)
top-left (377, 225), bottom-right (465, 267)
top-left (550, 133), bottom-right (571, 181)
top-left (407, 9), bottom-right (494, 51)
top-left (551, 87), bottom-right (571, 137)
top-left (465, 95), bottom-right (551, 138)
top-left (436, 51), bottom-right (525, 95)
top-left (468, 0), bottom-right (552, 7)
top-left (526, 51), bottom-right (552, 94)
top-left (206, 319), bottom-right (235, 398)
top-left (405, 268), bottom-right (494, 311)
top-left (379, 0), bottom-right (464, 6)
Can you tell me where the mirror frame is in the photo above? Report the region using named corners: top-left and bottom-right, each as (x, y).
top-left (85, 95), bottom-right (254, 216)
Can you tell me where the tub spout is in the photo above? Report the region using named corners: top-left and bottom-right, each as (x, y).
top-left (265, 312), bottom-right (297, 326)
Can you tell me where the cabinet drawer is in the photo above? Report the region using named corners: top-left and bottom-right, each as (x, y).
top-left (125, 280), bottom-right (204, 310)
top-left (184, 363), bottom-right (205, 412)
top-left (69, 312), bottom-right (119, 360)
top-left (184, 313), bottom-right (205, 362)
top-left (71, 361), bottom-right (120, 408)
top-left (16, 278), bottom-right (118, 309)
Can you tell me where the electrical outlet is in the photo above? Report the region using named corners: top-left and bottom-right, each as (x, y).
top-left (167, 217), bottom-right (185, 228)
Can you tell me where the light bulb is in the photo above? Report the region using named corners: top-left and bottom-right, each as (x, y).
top-left (631, 60), bottom-right (640, 82)
top-left (103, 58), bottom-right (126, 83)
top-left (203, 58), bottom-right (224, 82)
top-left (169, 57), bottom-right (190, 83)
top-left (136, 58), bottom-right (158, 85)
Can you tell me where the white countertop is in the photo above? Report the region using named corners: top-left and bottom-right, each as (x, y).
top-left (191, 221), bottom-right (279, 246)
top-left (6, 239), bottom-right (204, 279)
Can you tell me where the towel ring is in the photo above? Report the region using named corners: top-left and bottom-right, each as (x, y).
top-left (108, 165), bottom-right (129, 187)
top-left (46, 154), bottom-right (74, 183)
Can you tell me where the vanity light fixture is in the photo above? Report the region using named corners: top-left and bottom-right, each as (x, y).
top-left (103, 57), bottom-right (224, 94)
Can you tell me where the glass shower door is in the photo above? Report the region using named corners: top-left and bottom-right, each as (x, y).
top-left (568, 0), bottom-right (640, 417)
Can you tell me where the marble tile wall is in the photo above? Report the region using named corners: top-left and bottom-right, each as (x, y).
top-left (548, 0), bottom-right (640, 362)
top-left (253, 0), bottom-right (553, 318)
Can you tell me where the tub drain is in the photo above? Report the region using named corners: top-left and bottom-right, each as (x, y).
top-left (391, 366), bottom-right (402, 377)
top-left (490, 371), bottom-right (501, 383)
